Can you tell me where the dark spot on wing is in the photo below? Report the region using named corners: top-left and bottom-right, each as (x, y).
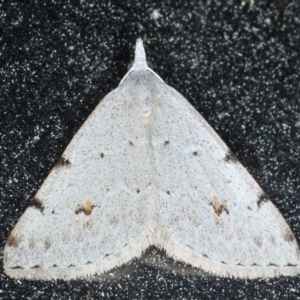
top-left (221, 261), bottom-right (227, 264)
top-left (11, 266), bottom-right (23, 269)
top-left (56, 156), bottom-right (71, 167)
top-left (7, 234), bottom-right (21, 247)
top-left (268, 263), bottom-right (279, 267)
top-left (136, 189), bottom-right (140, 193)
top-left (283, 229), bottom-right (295, 242)
top-left (257, 192), bottom-right (269, 208)
top-left (193, 151), bottom-right (198, 156)
top-left (100, 153), bottom-right (104, 158)
top-left (31, 265), bottom-right (41, 269)
top-left (52, 210), bottom-right (55, 214)
top-left (247, 206), bottom-right (252, 210)
top-left (129, 141), bottom-right (133, 146)
top-left (29, 197), bottom-right (45, 213)
top-left (224, 150), bottom-right (238, 163)
top-left (210, 196), bottom-right (229, 216)
top-left (75, 200), bottom-right (94, 215)
top-left (202, 254), bottom-right (209, 258)
top-left (164, 141), bottom-right (169, 145)
top-left (286, 263), bottom-right (297, 267)
top-left (167, 191), bottom-right (170, 195)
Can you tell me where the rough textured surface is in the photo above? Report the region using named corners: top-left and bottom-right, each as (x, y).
top-left (1, 0), bottom-right (300, 299)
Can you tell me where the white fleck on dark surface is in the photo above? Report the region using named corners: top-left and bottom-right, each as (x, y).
top-left (1, 1), bottom-right (300, 299)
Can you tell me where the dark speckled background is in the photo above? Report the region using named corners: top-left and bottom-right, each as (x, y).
top-left (1, 1), bottom-right (300, 299)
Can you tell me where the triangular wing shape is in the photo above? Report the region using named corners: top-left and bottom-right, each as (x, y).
top-left (4, 70), bottom-right (157, 280)
top-left (4, 39), bottom-right (300, 280)
top-left (145, 78), bottom-right (300, 278)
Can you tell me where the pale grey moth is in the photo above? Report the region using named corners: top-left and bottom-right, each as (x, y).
top-left (4, 39), bottom-right (300, 280)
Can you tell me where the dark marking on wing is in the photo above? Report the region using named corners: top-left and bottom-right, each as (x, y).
top-left (167, 191), bottom-right (170, 195)
top-left (6, 234), bottom-right (21, 247)
top-left (283, 229), bottom-right (295, 242)
top-left (202, 254), bottom-right (209, 258)
top-left (224, 150), bottom-right (238, 163)
top-left (29, 197), bottom-right (45, 213)
top-left (193, 151), bottom-right (198, 156)
top-left (268, 263), bottom-right (279, 267)
top-left (257, 192), bottom-right (269, 208)
top-left (11, 266), bottom-right (24, 269)
top-left (129, 141), bottom-right (134, 146)
top-left (31, 265), bottom-right (41, 269)
top-left (164, 141), bottom-right (170, 145)
top-left (286, 263), bottom-right (297, 267)
top-left (75, 200), bottom-right (94, 215)
top-left (100, 153), bottom-right (105, 158)
top-left (56, 156), bottom-right (71, 167)
top-left (136, 189), bottom-right (140, 193)
top-left (210, 196), bottom-right (229, 216)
